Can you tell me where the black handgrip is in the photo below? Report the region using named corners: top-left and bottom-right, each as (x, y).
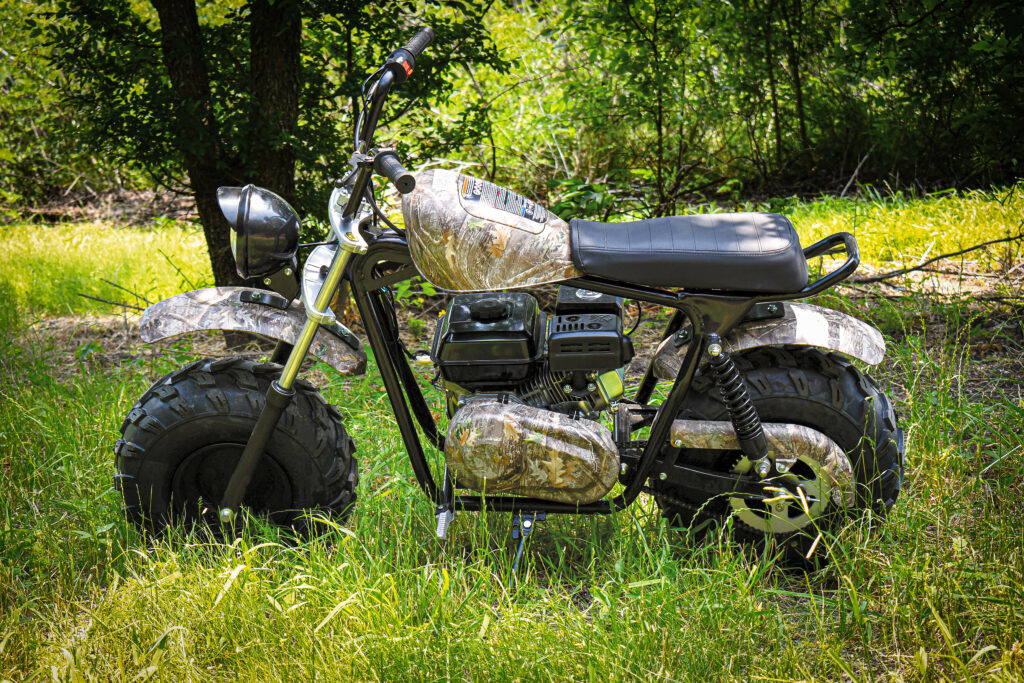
top-left (404, 27), bottom-right (435, 59)
top-left (374, 150), bottom-right (416, 194)
top-left (384, 28), bottom-right (434, 83)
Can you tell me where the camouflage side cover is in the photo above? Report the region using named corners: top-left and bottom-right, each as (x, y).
top-left (670, 419), bottom-right (855, 506)
top-left (401, 169), bottom-right (582, 291)
top-left (651, 302), bottom-right (885, 380)
top-left (445, 400), bottom-right (620, 504)
top-left (139, 287), bottom-right (366, 376)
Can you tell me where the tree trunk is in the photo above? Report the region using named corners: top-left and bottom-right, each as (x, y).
top-left (763, 0), bottom-right (783, 171)
top-left (782, 0), bottom-right (812, 166)
top-left (250, 0), bottom-right (302, 202)
top-left (150, 0), bottom-right (240, 287)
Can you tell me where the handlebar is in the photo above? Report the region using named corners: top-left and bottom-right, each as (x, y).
top-left (343, 28), bottom-right (433, 217)
top-left (404, 27), bottom-right (435, 59)
top-left (374, 150), bottom-right (416, 194)
top-left (384, 27), bottom-right (435, 84)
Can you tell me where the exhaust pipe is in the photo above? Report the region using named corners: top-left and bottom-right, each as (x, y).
top-left (668, 420), bottom-right (855, 507)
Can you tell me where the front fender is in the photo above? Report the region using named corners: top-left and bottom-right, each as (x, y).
top-left (139, 287), bottom-right (366, 376)
top-left (651, 302), bottom-right (885, 381)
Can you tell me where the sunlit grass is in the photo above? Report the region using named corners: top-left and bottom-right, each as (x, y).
top-left (0, 219), bottom-right (212, 317)
top-left (786, 185), bottom-right (1024, 270)
top-left (1, 191), bottom-right (1023, 679)
top-left (2, 322), bottom-right (1022, 680)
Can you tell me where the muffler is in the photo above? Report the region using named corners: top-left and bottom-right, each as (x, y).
top-left (669, 420), bottom-right (855, 506)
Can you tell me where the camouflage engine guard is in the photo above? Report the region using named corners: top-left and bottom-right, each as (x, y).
top-left (445, 399), bottom-right (620, 504)
top-left (651, 302), bottom-right (885, 380)
top-left (138, 287), bottom-right (367, 376)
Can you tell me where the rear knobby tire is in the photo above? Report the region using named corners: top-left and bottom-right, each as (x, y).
top-left (655, 347), bottom-right (904, 553)
top-left (115, 357), bottom-right (358, 535)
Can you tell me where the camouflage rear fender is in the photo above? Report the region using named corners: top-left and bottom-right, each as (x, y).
top-left (139, 287), bottom-right (366, 376)
top-left (651, 302), bottom-right (885, 381)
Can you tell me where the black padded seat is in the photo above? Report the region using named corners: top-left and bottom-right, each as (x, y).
top-left (569, 212), bottom-right (808, 293)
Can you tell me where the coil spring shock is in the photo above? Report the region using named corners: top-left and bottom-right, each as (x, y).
top-left (706, 333), bottom-right (768, 461)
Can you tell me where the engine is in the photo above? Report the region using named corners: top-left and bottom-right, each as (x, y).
top-left (430, 286), bottom-right (634, 417)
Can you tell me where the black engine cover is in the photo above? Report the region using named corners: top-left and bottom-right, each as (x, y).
top-left (431, 292), bottom-right (544, 387)
top-left (547, 312), bottom-right (634, 372)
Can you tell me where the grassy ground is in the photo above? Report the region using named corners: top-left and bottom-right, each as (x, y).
top-left (1, 189), bottom-right (1023, 681)
top-left (0, 220), bottom-right (212, 317)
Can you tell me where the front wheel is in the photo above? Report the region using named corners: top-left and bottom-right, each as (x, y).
top-left (654, 347), bottom-right (904, 553)
top-left (115, 358), bottom-right (358, 534)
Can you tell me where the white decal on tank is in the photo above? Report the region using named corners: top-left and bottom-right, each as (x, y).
top-left (457, 174), bottom-right (548, 224)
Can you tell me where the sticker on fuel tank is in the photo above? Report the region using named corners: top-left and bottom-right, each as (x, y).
top-left (458, 174), bottom-right (548, 224)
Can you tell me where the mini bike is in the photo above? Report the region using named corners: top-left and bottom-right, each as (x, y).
top-left (115, 28), bottom-right (904, 555)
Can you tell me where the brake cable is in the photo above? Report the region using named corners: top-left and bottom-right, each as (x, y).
top-left (363, 183), bottom-right (406, 238)
top-left (353, 67), bottom-right (386, 149)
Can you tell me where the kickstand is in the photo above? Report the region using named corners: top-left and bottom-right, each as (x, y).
top-left (435, 466), bottom-right (455, 541)
top-left (509, 511), bottom-right (545, 590)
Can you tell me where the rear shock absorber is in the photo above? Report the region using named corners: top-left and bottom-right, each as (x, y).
top-left (706, 333), bottom-right (770, 474)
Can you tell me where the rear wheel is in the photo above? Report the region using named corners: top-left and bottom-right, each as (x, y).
top-left (654, 347), bottom-right (903, 553)
top-left (115, 357), bottom-right (358, 535)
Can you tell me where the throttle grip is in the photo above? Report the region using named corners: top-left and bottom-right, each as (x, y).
top-left (384, 27), bottom-right (434, 83)
top-left (404, 27), bottom-right (435, 59)
top-left (374, 150), bottom-right (416, 194)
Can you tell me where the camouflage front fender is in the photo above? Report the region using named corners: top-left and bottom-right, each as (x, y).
top-left (139, 287), bottom-right (366, 376)
top-left (651, 302), bottom-right (885, 381)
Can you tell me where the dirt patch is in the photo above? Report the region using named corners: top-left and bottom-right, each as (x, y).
top-left (16, 189), bottom-right (196, 225)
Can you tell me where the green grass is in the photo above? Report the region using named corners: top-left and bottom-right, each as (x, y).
top-left (788, 185), bottom-right (1024, 270)
top-left (2, 194), bottom-right (1023, 680)
top-left (0, 219), bottom-right (212, 317)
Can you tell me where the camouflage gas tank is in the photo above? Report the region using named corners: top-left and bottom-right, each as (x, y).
top-left (401, 169), bottom-right (581, 291)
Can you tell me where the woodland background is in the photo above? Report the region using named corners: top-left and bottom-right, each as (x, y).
top-left (2, 1), bottom-right (1024, 680)
top-left (2, 0), bottom-right (1021, 276)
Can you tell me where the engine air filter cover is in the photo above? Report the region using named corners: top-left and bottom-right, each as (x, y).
top-left (431, 292), bottom-right (545, 387)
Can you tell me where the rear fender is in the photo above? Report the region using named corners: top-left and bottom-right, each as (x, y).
top-left (651, 302), bottom-right (885, 381)
top-left (139, 287), bottom-right (366, 376)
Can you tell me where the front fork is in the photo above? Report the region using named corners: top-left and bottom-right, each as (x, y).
top-left (218, 235), bottom-right (363, 524)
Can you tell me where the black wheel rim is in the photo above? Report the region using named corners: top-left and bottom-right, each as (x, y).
top-left (171, 443), bottom-right (293, 523)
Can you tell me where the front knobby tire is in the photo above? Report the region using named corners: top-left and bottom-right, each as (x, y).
top-left (655, 347), bottom-right (904, 555)
top-left (115, 358), bottom-right (358, 535)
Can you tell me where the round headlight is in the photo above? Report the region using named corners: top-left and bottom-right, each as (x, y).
top-left (217, 184), bottom-right (300, 279)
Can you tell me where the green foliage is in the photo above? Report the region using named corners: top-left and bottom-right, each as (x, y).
top-left (43, 0), bottom-right (508, 221)
top-left (3, 0), bottom-right (1022, 227)
top-left (427, 0), bottom-right (1024, 219)
top-left (0, 0), bottom-right (127, 215)
top-left (842, 0), bottom-right (1024, 186)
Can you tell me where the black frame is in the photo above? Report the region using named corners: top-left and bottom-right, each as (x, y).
top-left (344, 230), bottom-right (860, 516)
